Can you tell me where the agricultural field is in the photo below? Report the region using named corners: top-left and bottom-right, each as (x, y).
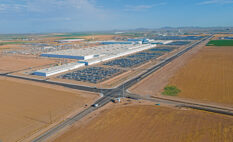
top-left (129, 37), bottom-right (233, 106)
top-left (0, 55), bottom-right (58, 73)
top-left (80, 34), bottom-right (117, 40)
top-left (129, 38), bottom-right (207, 97)
top-left (53, 105), bottom-right (233, 142)
top-left (207, 40), bottom-right (233, 46)
top-left (0, 77), bottom-right (98, 142)
top-left (212, 34), bottom-right (233, 40)
top-left (168, 46), bottom-right (233, 106)
top-left (0, 41), bottom-right (29, 46)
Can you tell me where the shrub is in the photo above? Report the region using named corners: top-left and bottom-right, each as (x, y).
top-left (162, 85), bottom-right (181, 96)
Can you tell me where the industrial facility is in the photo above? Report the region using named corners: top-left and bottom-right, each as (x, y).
top-left (88, 40), bottom-right (142, 44)
top-left (34, 44), bottom-right (156, 77)
top-left (55, 39), bottom-right (85, 43)
top-left (150, 40), bottom-right (173, 45)
top-left (33, 62), bottom-right (85, 77)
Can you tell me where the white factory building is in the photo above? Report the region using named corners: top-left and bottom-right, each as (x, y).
top-left (55, 39), bottom-right (85, 43)
top-left (35, 44), bottom-right (156, 77)
top-left (149, 40), bottom-right (173, 45)
top-left (33, 62), bottom-right (85, 77)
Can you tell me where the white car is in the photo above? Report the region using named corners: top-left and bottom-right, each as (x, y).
top-left (93, 104), bottom-right (99, 107)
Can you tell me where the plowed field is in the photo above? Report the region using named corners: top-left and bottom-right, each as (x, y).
top-left (0, 77), bottom-right (97, 142)
top-left (0, 55), bottom-right (57, 73)
top-left (169, 46), bottom-right (233, 105)
top-left (53, 105), bottom-right (233, 142)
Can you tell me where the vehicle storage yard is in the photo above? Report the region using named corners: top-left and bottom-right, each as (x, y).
top-left (59, 66), bottom-right (123, 84)
top-left (52, 103), bottom-right (233, 142)
top-left (49, 45), bottom-right (180, 86)
top-left (0, 77), bottom-right (98, 142)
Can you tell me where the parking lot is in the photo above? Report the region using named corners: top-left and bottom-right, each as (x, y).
top-left (103, 47), bottom-right (176, 68)
top-left (153, 36), bottom-right (205, 40)
top-left (59, 46), bottom-right (180, 84)
top-left (59, 67), bottom-right (123, 84)
top-left (167, 41), bottom-right (190, 45)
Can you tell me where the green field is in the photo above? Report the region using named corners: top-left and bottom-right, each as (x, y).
top-left (207, 40), bottom-right (233, 46)
top-left (54, 33), bottom-right (90, 37)
top-left (162, 85), bottom-right (181, 96)
top-left (0, 41), bottom-right (29, 46)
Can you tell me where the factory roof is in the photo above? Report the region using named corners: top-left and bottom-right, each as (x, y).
top-left (34, 62), bottom-right (84, 74)
top-left (42, 44), bottom-right (150, 57)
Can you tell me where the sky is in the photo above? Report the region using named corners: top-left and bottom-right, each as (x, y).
top-left (0, 0), bottom-right (233, 33)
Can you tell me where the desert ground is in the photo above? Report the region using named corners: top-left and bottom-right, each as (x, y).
top-left (0, 44), bottom-right (22, 50)
top-left (80, 35), bottom-right (117, 40)
top-left (168, 46), bottom-right (233, 105)
top-left (0, 77), bottom-right (98, 142)
top-left (212, 34), bottom-right (233, 40)
top-left (129, 39), bottom-right (233, 106)
top-left (53, 103), bottom-right (233, 142)
top-left (0, 55), bottom-right (58, 74)
top-left (129, 38), bottom-right (207, 97)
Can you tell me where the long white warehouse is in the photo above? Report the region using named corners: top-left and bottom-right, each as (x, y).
top-left (41, 44), bottom-right (155, 60)
top-left (78, 44), bottom-right (156, 65)
top-left (35, 44), bottom-right (156, 77)
top-left (33, 62), bottom-right (85, 77)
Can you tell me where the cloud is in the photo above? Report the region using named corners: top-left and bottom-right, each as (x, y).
top-left (198, 0), bottom-right (233, 5)
top-left (0, 3), bottom-right (27, 13)
top-left (124, 2), bottom-right (166, 11)
top-left (0, 4), bottom-right (7, 12)
top-left (0, 0), bottom-right (107, 18)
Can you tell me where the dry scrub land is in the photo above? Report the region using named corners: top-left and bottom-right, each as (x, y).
top-left (168, 46), bottom-right (233, 106)
top-left (129, 39), bottom-right (206, 97)
top-left (130, 43), bottom-right (233, 106)
top-left (0, 55), bottom-right (57, 74)
top-left (0, 77), bottom-right (97, 142)
top-left (53, 105), bottom-right (233, 142)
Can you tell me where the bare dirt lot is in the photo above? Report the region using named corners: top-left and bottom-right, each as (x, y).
top-left (129, 40), bottom-right (233, 106)
top-left (0, 77), bottom-right (98, 142)
top-left (129, 40), bottom-right (207, 97)
top-left (168, 46), bottom-right (233, 106)
top-left (0, 55), bottom-right (58, 73)
top-left (212, 34), bottom-right (233, 40)
top-left (53, 104), bottom-right (233, 142)
top-left (80, 35), bottom-right (117, 40)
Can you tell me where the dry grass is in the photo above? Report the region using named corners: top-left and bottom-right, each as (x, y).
top-left (80, 35), bottom-right (117, 40)
top-left (169, 46), bottom-right (233, 105)
top-left (53, 105), bottom-right (233, 142)
top-left (0, 55), bottom-right (57, 73)
top-left (0, 77), bottom-right (97, 142)
top-left (129, 39), bottom-right (206, 96)
top-left (212, 34), bottom-right (233, 40)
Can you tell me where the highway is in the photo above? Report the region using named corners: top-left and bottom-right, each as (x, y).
top-left (125, 93), bottom-right (233, 116)
top-left (3, 74), bottom-right (105, 93)
top-left (2, 35), bottom-right (232, 141)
